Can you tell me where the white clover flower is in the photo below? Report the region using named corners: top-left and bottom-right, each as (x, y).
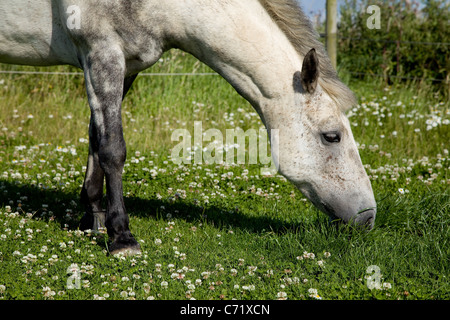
top-left (382, 282), bottom-right (392, 290)
top-left (42, 286), bottom-right (56, 299)
top-left (308, 288), bottom-right (322, 299)
top-left (187, 284), bottom-right (195, 291)
top-left (277, 291), bottom-right (287, 300)
top-left (67, 263), bottom-right (79, 274)
top-left (241, 284), bottom-right (256, 291)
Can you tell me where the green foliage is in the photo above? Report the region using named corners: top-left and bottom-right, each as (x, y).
top-left (338, 0), bottom-right (449, 95)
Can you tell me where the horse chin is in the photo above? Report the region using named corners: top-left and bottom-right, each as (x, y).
top-left (297, 183), bottom-right (376, 230)
top-left (325, 205), bottom-right (376, 230)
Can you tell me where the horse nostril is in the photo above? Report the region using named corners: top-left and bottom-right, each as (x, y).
top-left (357, 209), bottom-right (376, 229)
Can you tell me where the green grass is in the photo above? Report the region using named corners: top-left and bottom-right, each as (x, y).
top-left (0, 51), bottom-right (449, 300)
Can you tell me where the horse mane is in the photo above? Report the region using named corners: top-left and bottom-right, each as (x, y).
top-left (258, 0), bottom-right (356, 111)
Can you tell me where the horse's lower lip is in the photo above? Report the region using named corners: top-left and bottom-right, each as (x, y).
top-left (327, 207), bottom-right (376, 230)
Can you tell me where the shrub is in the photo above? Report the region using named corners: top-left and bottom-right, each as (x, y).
top-left (337, 0), bottom-right (449, 95)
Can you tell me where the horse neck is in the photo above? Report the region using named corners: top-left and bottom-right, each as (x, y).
top-left (164, 0), bottom-right (302, 125)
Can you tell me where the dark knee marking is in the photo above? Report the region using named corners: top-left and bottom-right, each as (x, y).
top-left (98, 135), bottom-right (127, 171)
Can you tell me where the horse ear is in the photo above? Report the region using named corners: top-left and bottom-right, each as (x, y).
top-left (300, 48), bottom-right (319, 94)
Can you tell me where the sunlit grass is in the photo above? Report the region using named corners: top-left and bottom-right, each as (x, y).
top-left (0, 51), bottom-right (448, 300)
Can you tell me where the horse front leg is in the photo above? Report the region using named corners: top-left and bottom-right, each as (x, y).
top-left (82, 50), bottom-right (140, 256)
top-left (80, 74), bottom-right (138, 233)
top-left (79, 116), bottom-right (106, 232)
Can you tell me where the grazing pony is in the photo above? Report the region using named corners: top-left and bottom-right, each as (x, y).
top-left (0, 0), bottom-right (376, 255)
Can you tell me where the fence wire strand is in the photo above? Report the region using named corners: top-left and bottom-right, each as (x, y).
top-left (0, 36), bottom-right (447, 83)
top-left (0, 70), bottom-right (218, 76)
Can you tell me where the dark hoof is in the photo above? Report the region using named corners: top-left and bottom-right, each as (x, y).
top-left (79, 213), bottom-right (94, 231)
top-left (109, 233), bottom-right (141, 256)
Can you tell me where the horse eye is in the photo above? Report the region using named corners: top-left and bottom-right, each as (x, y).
top-left (321, 132), bottom-right (341, 144)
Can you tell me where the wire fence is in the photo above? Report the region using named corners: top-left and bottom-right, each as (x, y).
top-left (0, 37), bottom-right (447, 83)
top-left (0, 70), bottom-right (218, 77)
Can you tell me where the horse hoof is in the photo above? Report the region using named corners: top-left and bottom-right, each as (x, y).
top-left (109, 236), bottom-right (141, 256)
top-left (110, 245), bottom-right (142, 257)
top-left (79, 213), bottom-right (94, 231)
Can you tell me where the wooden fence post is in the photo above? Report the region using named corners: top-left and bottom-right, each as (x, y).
top-left (326, 0), bottom-right (338, 70)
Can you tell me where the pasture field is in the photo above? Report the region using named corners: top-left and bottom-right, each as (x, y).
top-left (0, 51), bottom-right (448, 300)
